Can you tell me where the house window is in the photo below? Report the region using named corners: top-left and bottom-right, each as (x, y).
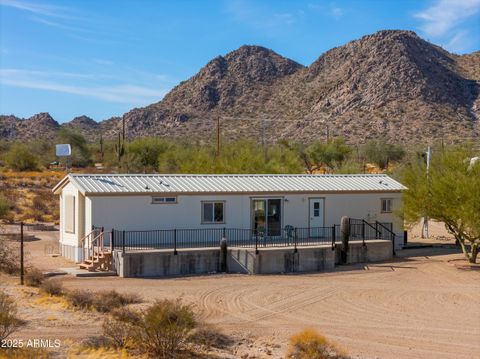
top-left (381, 198), bottom-right (392, 213)
top-left (201, 201), bottom-right (225, 223)
top-left (64, 195), bottom-right (75, 233)
top-left (151, 196), bottom-right (177, 204)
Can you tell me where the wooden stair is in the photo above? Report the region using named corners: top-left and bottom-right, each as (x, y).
top-left (79, 251), bottom-right (113, 272)
top-left (80, 228), bottom-right (115, 272)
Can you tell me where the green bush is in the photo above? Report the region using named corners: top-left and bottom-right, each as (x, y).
top-left (136, 298), bottom-right (196, 357)
top-left (4, 144), bottom-right (38, 171)
top-left (0, 194), bottom-right (11, 219)
top-left (0, 290), bottom-right (24, 341)
top-left (102, 307), bottom-right (141, 349)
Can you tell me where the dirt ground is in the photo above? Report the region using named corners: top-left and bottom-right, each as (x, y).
top-left (3, 226), bottom-right (480, 359)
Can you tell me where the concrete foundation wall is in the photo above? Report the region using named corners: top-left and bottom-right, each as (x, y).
top-left (335, 240), bottom-right (393, 264)
top-left (229, 246), bottom-right (335, 274)
top-left (114, 249), bottom-right (220, 277)
top-left (114, 240), bottom-right (391, 277)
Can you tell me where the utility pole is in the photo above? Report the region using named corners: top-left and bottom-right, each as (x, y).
top-left (262, 117), bottom-right (267, 163)
top-left (422, 144), bottom-right (430, 239)
top-left (20, 222), bottom-right (24, 285)
top-left (216, 117), bottom-right (220, 159)
top-left (326, 125), bottom-right (330, 142)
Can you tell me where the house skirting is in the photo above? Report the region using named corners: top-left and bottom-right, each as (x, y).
top-left (60, 243), bottom-right (83, 263)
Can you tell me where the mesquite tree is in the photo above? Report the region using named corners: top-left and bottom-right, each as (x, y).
top-left (402, 147), bottom-right (480, 263)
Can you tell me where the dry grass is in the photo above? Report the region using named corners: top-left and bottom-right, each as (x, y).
top-left (188, 323), bottom-right (234, 350)
top-left (24, 268), bottom-right (45, 287)
top-left (40, 279), bottom-right (63, 296)
top-left (0, 347), bottom-right (52, 359)
top-left (65, 289), bottom-right (94, 310)
top-left (64, 289), bottom-right (141, 313)
top-left (0, 170), bottom-right (64, 224)
top-left (91, 290), bottom-right (142, 313)
top-left (287, 329), bottom-right (349, 359)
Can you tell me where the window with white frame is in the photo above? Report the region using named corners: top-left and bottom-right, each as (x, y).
top-left (201, 201), bottom-right (225, 223)
top-left (381, 198), bottom-right (392, 213)
top-left (151, 196), bottom-right (177, 204)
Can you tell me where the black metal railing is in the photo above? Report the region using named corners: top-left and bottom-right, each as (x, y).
top-left (105, 220), bottom-right (395, 254)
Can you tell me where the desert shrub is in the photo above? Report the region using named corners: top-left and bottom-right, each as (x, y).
top-left (136, 298), bottom-right (196, 357)
top-left (32, 195), bottom-right (48, 212)
top-left (102, 307), bottom-right (141, 349)
top-left (24, 268), bottom-right (45, 287)
top-left (0, 194), bottom-right (11, 219)
top-left (0, 238), bottom-right (20, 274)
top-left (79, 335), bottom-right (112, 350)
top-left (0, 290), bottom-right (24, 341)
top-left (188, 323), bottom-right (234, 350)
top-left (0, 347), bottom-right (52, 358)
top-left (40, 279), bottom-right (64, 296)
top-left (92, 290), bottom-right (141, 313)
top-left (287, 329), bottom-right (349, 359)
top-left (4, 144), bottom-right (38, 171)
top-left (66, 289), bottom-right (94, 309)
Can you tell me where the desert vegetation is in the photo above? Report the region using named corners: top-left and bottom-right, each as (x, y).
top-left (402, 146), bottom-right (480, 263)
top-left (287, 329), bottom-right (349, 359)
top-left (0, 290), bottom-right (24, 342)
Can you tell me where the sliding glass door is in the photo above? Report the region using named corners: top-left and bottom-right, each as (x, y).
top-left (251, 198), bottom-right (282, 237)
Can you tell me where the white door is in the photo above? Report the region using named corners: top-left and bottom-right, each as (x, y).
top-left (309, 198), bottom-right (325, 236)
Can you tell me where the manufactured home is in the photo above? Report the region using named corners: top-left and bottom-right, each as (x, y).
top-left (53, 174), bottom-right (406, 262)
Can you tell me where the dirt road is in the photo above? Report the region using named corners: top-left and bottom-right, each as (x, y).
top-left (58, 248), bottom-right (479, 359)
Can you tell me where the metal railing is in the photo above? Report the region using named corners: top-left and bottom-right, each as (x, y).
top-left (104, 221), bottom-right (395, 254)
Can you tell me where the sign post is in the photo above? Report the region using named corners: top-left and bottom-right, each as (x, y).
top-left (56, 144), bottom-right (72, 171)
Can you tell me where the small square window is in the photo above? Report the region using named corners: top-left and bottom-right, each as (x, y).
top-left (202, 201), bottom-right (225, 223)
top-left (381, 198), bottom-right (392, 213)
top-left (152, 196), bottom-right (177, 204)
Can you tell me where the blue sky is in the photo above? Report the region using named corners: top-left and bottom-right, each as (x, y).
top-left (1, 0), bottom-right (479, 123)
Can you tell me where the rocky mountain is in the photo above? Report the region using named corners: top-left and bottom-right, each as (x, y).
top-left (0, 112), bottom-right (60, 141)
top-left (1, 30), bottom-right (479, 143)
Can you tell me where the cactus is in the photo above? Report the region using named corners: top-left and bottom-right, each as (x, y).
top-left (340, 216), bottom-right (350, 264)
top-left (99, 134), bottom-right (104, 162)
top-left (114, 118), bottom-right (127, 164)
top-left (114, 133), bottom-right (125, 164)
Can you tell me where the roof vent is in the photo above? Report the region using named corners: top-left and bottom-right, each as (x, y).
top-left (145, 185), bottom-right (150, 190)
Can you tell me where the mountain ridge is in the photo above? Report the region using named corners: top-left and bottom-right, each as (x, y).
top-left (1, 30), bottom-right (479, 143)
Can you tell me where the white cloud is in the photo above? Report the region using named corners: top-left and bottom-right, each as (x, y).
top-left (415, 0), bottom-right (480, 37)
top-left (414, 0), bottom-right (480, 53)
top-left (0, 69), bottom-right (168, 104)
top-left (330, 7), bottom-right (343, 19)
top-left (0, 0), bottom-right (69, 18)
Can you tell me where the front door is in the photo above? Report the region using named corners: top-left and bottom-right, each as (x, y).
top-left (309, 198), bottom-right (325, 236)
top-left (252, 198), bottom-right (282, 237)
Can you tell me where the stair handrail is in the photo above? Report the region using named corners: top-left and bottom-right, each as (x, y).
top-left (89, 228), bottom-right (105, 262)
top-left (375, 221), bottom-right (396, 256)
top-left (81, 230), bottom-right (95, 262)
top-left (375, 221), bottom-right (395, 239)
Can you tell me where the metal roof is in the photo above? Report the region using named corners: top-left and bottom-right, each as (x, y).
top-left (53, 174), bottom-right (406, 195)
